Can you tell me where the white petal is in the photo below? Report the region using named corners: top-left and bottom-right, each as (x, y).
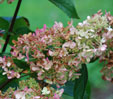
top-left (15, 92), bottom-right (26, 99)
top-left (7, 62), bottom-right (11, 67)
top-left (78, 23), bottom-right (83, 26)
top-left (87, 16), bottom-right (91, 20)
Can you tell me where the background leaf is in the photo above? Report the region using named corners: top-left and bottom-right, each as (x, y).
top-left (1, 78), bottom-right (19, 92)
top-left (74, 64), bottom-right (88, 99)
top-left (0, 17), bottom-right (9, 31)
top-left (13, 59), bottom-right (30, 70)
top-left (49, 0), bottom-right (79, 19)
top-left (62, 94), bottom-right (73, 99)
top-left (83, 81), bottom-right (91, 99)
top-left (13, 17), bottom-right (30, 32)
top-left (63, 80), bottom-right (75, 96)
top-left (0, 68), bottom-right (8, 89)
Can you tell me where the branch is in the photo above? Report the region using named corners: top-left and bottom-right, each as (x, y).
top-left (2, 0), bottom-right (22, 53)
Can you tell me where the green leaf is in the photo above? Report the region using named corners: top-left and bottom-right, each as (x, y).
top-left (63, 80), bottom-right (75, 96)
top-left (62, 94), bottom-right (73, 99)
top-left (0, 53), bottom-right (11, 57)
top-left (74, 64), bottom-right (88, 99)
top-left (83, 81), bottom-right (91, 99)
top-left (13, 17), bottom-right (30, 32)
top-left (49, 0), bottom-right (79, 19)
top-left (1, 78), bottom-right (19, 92)
top-left (13, 59), bottom-right (30, 70)
top-left (15, 26), bottom-right (32, 34)
top-left (0, 17), bottom-right (9, 30)
top-left (0, 68), bottom-right (8, 88)
top-left (0, 76), bottom-right (8, 88)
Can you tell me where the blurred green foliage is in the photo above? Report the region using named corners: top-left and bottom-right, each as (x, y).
top-left (0, 0), bottom-right (113, 30)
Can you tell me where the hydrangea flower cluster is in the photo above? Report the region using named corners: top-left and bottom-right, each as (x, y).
top-left (11, 22), bottom-right (82, 85)
top-left (0, 11), bottom-right (113, 98)
top-left (11, 11), bottom-right (113, 84)
top-left (0, 78), bottom-right (64, 99)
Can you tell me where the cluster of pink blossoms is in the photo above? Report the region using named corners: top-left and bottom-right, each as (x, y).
top-left (0, 11), bottom-right (113, 98)
top-left (11, 22), bottom-right (82, 85)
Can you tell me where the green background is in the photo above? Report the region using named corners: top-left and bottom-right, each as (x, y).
top-left (0, 0), bottom-right (113, 99)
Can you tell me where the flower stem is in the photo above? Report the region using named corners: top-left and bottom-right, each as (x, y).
top-left (2, 0), bottom-right (22, 53)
